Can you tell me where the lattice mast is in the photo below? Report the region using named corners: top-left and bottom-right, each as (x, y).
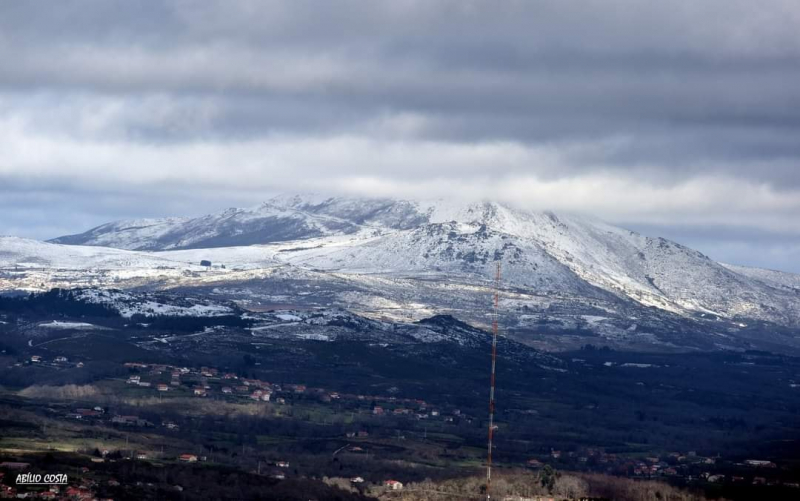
top-left (486, 262), bottom-right (501, 500)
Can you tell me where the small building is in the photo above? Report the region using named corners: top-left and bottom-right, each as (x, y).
top-left (157, 384), bottom-right (169, 392)
top-left (385, 480), bottom-right (403, 490)
top-left (276, 461), bottom-right (290, 468)
top-left (350, 477), bottom-right (365, 484)
top-left (138, 381), bottom-right (151, 388)
top-left (222, 387), bottom-right (233, 394)
top-left (54, 356), bottom-right (68, 363)
top-left (30, 355), bottom-right (41, 363)
top-left (193, 387), bottom-right (207, 396)
top-left (179, 454), bottom-right (198, 463)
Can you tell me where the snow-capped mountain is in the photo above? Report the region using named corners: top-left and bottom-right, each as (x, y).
top-left (2, 194), bottom-right (798, 351)
top-left (49, 195), bottom-right (427, 251)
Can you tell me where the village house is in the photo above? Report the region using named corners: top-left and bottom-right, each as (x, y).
top-left (30, 355), bottom-right (41, 363)
top-left (350, 477), bottom-right (365, 484)
top-left (250, 389), bottom-right (271, 401)
top-left (179, 454), bottom-right (198, 462)
top-left (157, 384), bottom-right (169, 392)
top-left (373, 406), bottom-right (384, 415)
top-left (54, 356), bottom-right (68, 363)
top-left (127, 375), bottom-right (141, 384)
top-left (385, 480), bottom-right (403, 490)
top-left (193, 387), bottom-right (207, 396)
top-left (276, 461), bottom-right (290, 468)
top-left (222, 386), bottom-right (233, 394)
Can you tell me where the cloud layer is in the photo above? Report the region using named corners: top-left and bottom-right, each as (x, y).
top-left (2, 1), bottom-right (800, 271)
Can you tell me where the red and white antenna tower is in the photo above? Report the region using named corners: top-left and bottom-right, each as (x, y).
top-left (486, 261), bottom-right (501, 500)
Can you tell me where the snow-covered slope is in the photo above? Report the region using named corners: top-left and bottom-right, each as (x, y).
top-left (48, 195), bottom-right (418, 251)
top-left (0, 236), bottom-right (185, 270)
top-left (26, 194), bottom-right (800, 330)
top-left (73, 288), bottom-right (238, 318)
top-left (722, 264), bottom-right (800, 292)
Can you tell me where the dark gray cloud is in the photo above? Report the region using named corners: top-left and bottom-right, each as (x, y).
top-left (1, 0), bottom-right (800, 272)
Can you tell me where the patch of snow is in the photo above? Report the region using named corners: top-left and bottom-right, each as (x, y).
top-left (276, 313), bottom-right (303, 322)
top-left (38, 320), bottom-right (103, 330)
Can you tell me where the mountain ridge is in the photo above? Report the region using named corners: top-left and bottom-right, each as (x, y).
top-left (14, 193), bottom-right (800, 338)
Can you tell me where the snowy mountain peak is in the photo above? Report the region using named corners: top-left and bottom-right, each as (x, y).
top-left (29, 193), bottom-right (800, 330)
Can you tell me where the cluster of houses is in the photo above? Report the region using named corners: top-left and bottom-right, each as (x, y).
top-left (26, 355), bottom-right (83, 369)
top-left (119, 361), bottom-right (471, 425)
top-left (531, 447), bottom-right (792, 488)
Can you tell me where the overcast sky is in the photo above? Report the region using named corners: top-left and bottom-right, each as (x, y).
top-left (2, 1), bottom-right (800, 272)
